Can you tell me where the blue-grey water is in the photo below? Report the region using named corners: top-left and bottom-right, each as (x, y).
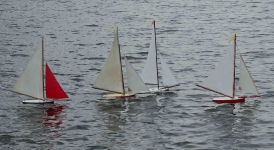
top-left (1, 0), bottom-right (274, 149)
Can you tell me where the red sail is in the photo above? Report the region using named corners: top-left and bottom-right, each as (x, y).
top-left (45, 63), bottom-right (69, 99)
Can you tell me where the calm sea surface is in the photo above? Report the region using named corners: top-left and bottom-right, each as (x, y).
top-left (1, 0), bottom-right (274, 149)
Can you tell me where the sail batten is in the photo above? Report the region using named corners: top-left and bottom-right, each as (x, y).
top-left (12, 39), bottom-right (44, 99)
top-left (125, 56), bottom-right (150, 93)
top-left (92, 29), bottom-right (124, 94)
top-left (238, 54), bottom-right (260, 96)
top-left (159, 53), bottom-right (180, 87)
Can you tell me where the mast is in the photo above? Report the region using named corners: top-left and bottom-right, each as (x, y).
top-left (232, 34), bottom-right (236, 98)
top-left (92, 27), bottom-right (124, 94)
top-left (117, 27), bottom-right (125, 95)
top-left (154, 20), bottom-right (160, 89)
top-left (42, 37), bottom-right (45, 99)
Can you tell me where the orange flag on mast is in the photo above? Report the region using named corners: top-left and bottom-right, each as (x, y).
top-left (151, 20), bottom-right (155, 25)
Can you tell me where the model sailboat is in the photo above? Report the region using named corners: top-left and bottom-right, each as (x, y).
top-left (92, 27), bottom-right (150, 98)
top-left (140, 20), bottom-right (180, 92)
top-left (196, 34), bottom-right (260, 103)
top-left (11, 38), bottom-right (69, 104)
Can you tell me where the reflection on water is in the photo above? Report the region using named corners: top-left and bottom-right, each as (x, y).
top-left (95, 96), bottom-right (166, 149)
top-left (1, 0), bottom-right (274, 149)
top-left (95, 98), bottom-right (128, 149)
top-left (16, 104), bottom-right (65, 138)
top-left (10, 103), bottom-right (66, 149)
top-left (43, 104), bottom-right (64, 127)
top-left (42, 104), bottom-right (65, 139)
top-left (96, 98), bottom-right (127, 132)
top-left (205, 101), bottom-right (260, 149)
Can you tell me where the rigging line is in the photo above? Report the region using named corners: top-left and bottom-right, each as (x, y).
top-left (236, 44), bottom-right (242, 55)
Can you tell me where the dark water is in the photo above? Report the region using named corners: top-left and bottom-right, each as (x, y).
top-left (1, 0), bottom-right (274, 149)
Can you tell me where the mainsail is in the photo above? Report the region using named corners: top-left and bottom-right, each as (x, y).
top-left (45, 63), bottom-right (69, 99)
top-left (12, 40), bottom-right (44, 99)
top-left (197, 47), bottom-right (235, 97)
top-left (238, 54), bottom-right (260, 96)
top-left (159, 53), bottom-right (180, 87)
top-left (92, 29), bottom-right (124, 94)
top-left (124, 56), bottom-right (150, 93)
top-left (140, 25), bottom-right (158, 85)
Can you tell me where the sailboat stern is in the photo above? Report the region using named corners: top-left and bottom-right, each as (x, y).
top-left (212, 97), bottom-right (245, 103)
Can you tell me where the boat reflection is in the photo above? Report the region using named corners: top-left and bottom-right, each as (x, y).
top-left (42, 104), bottom-right (65, 139)
top-left (42, 104), bottom-right (64, 127)
top-left (14, 103), bottom-right (65, 140)
top-left (95, 95), bottom-right (162, 148)
top-left (204, 101), bottom-right (260, 149)
top-left (96, 95), bottom-right (158, 132)
top-left (96, 98), bottom-right (127, 132)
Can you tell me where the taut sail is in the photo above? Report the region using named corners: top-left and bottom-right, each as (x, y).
top-left (196, 47), bottom-right (235, 98)
top-left (12, 40), bottom-right (44, 99)
top-left (159, 53), bottom-right (180, 87)
top-left (92, 29), bottom-right (124, 94)
top-left (140, 24), bottom-right (158, 85)
top-left (45, 63), bottom-right (69, 99)
top-left (124, 56), bottom-right (150, 93)
top-left (238, 54), bottom-right (260, 96)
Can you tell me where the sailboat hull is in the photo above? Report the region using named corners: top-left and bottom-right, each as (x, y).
top-left (212, 97), bottom-right (245, 103)
top-left (22, 99), bottom-right (54, 104)
top-left (103, 93), bottom-right (135, 98)
top-left (149, 87), bottom-right (169, 93)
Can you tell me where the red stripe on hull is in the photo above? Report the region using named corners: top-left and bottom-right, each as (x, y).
top-left (212, 97), bottom-right (245, 103)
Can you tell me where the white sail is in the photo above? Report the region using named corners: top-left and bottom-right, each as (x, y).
top-left (93, 29), bottom-right (124, 94)
top-left (140, 25), bottom-right (158, 85)
top-left (238, 54), bottom-right (260, 96)
top-left (159, 53), bottom-right (179, 87)
top-left (12, 40), bottom-right (44, 99)
top-left (197, 47), bottom-right (235, 97)
top-left (124, 57), bottom-right (150, 93)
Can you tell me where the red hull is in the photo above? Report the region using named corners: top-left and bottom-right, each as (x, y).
top-left (212, 97), bottom-right (245, 103)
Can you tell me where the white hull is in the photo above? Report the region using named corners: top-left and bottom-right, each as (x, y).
top-left (22, 99), bottom-right (54, 104)
top-left (149, 87), bottom-right (169, 93)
